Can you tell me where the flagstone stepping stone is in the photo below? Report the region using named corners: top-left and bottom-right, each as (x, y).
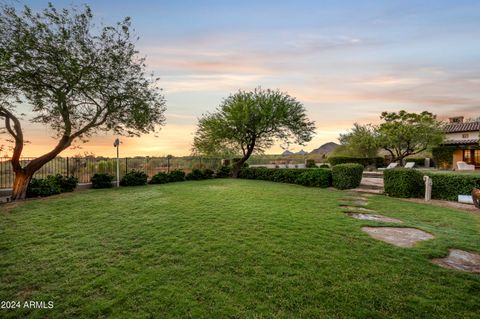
top-left (432, 249), bottom-right (480, 273)
top-left (361, 227), bottom-right (434, 247)
top-left (342, 196), bottom-right (369, 201)
top-left (338, 200), bottom-right (368, 206)
top-left (340, 205), bottom-right (377, 213)
top-left (347, 213), bottom-right (403, 223)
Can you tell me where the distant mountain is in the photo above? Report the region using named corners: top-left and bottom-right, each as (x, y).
top-left (281, 150), bottom-right (294, 156)
top-left (295, 149), bottom-right (308, 155)
top-left (309, 142), bottom-right (339, 157)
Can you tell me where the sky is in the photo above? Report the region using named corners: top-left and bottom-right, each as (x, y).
top-left (4, 0), bottom-right (480, 157)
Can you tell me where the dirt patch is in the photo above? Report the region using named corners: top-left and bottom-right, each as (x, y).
top-left (432, 249), bottom-right (480, 273)
top-left (361, 227), bottom-right (434, 247)
top-left (340, 205), bottom-right (376, 213)
top-left (342, 196), bottom-right (369, 202)
top-left (347, 213), bottom-right (403, 223)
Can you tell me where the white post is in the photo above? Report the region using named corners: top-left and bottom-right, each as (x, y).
top-left (423, 175), bottom-right (432, 201)
top-left (114, 138), bottom-right (120, 187)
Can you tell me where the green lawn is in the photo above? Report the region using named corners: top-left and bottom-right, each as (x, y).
top-left (1, 179), bottom-right (479, 318)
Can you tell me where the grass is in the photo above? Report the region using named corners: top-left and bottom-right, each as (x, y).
top-left (1, 179), bottom-right (479, 318)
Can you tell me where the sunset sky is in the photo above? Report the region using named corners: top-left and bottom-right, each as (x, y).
top-left (5, 0), bottom-right (480, 157)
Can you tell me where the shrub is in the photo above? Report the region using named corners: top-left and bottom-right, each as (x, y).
top-left (331, 163), bottom-right (364, 190)
top-left (186, 169), bottom-right (206, 181)
top-left (215, 166), bottom-right (232, 178)
top-left (52, 174), bottom-right (78, 192)
top-left (296, 169), bottom-right (332, 187)
top-left (319, 164), bottom-right (330, 168)
top-left (328, 156), bottom-right (384, 168)
top-left (427, 172), bottom-right (480, 201)
top-left (27, 176), bottom-right (62, 197)
top-left (120, 170), bottom-right (147, 186)
top-left (305, 159), bottom-right (317, 168)
top-left (238, 167), bottom-right (332, 188)
top-left (432, 146), bottom-right (456, 169)
top-left (168, 170), bottom-right (186, 182)
top-left (383, 168), bottom-right (424, 198)
top-left (91, 173), bottom-right (114, 188)
top-left (149, 172), bottom-right (169, 184)
top-left (404, 158), bottom-right (431, 167)
top-left (203, 169), bottom-right (214, 179)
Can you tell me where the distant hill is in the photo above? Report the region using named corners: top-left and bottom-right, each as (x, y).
top-left (281, 150), bottom-right (294, 156)
top-left (296, 149), bottom-right (308, 155)
top-left (309, 142), bottom-right (339, 157)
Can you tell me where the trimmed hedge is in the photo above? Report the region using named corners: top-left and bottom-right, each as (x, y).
top-left (120, 170), bottom-right (148, 186)
top-left (384, 169), bottom-right (424, 198)
top-left (305, 159), bottom-right (317, 168)
top-left (432, 146), bottom-right (456, 169)
top-left (404, 158), bottom-right (430, 167)
top-left (149, 170), bottom-right (186, 184)
top-left (331, 163), bottom-right (364, 190)
top-left (91, 173), bottom-right (114, 188)
top-left (238, 167), bottom-right (332, 188)
top-left (168, 170), bottom-right (186, 182)
top-left (428, 172), bottom-right (480, 201)
top-left (328, 156), bottom-right (384, 167)
top-left (216, 166), bottom-right (232, 178)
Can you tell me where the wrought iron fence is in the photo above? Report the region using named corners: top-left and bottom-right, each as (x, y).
top-left (0, 156), bottom-right (221, 189)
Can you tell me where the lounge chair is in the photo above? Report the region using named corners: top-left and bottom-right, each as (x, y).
top-left (456, 161), bottom-right (475, 171)
top-left (404, 162), bottom-right (415, 169)
top-left (378, 163), bottom-right (398, 171)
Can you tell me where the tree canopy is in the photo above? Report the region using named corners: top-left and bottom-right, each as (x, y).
top-left (0, 3), bottom-right (166, 199)
top-left (376, 110), bottom-right (444, 162)
top-left (193, 88), bottom-right (315, 176)
top-left (338, 123), bottom-right (379, 158)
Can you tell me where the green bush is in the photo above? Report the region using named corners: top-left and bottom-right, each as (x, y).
top-left (432, 146), bottom-right (456, 169)
top-left (305, 159), bottom-right (317, 168)
top-left (215, 166), bottom-right (232, 178)
top-left (27, 176), bottom-right (62, 197)
top-left (52, 174), bottom-right (78, 192)
top-left (319, 164), bottom-right (330, 168)
top-left (328, 156), bottom-right (384, 168)
top-left (203, 169), bottom-right (215, 179)
top-left (296, 169), bottom-right (332, 187)
top-left (404, 158), bottom-right (429, 167)
top-left (120, 170), bottom-right (147, 186)
top-left (149, 172), bottom-right (169, 184)
top-left (91, 173), bottom-right (114, 188)
top-left (383, 169), bottom-right (424, 198)
top-left (238, 168), bottom-right (332, 188)
top-left (186, 169), bottom-right (205, 181)
top-left (331, 163), bottom-right (364, 190)
top-left (168, 170), bottom-right (186, 182)
top-left (427, 172), bottom-right (480, 201)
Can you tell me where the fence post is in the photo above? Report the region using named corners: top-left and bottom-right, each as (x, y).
top-left (125, 157), bottom-right (128, 174)
top-left (66, 157), bottom-right (69, 176)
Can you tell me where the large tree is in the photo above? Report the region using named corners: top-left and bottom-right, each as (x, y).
top-left (338, 123), bottom-right (379, 158)
top-left (376, 110), bottom-right (444, 163)
top-left (0, 4), bottom-right (166, 200)
top-left (193, 88), bottom-right (316, 177)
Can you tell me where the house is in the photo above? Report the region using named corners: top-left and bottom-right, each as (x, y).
top-left (443, 116), bottom-right (480, 169)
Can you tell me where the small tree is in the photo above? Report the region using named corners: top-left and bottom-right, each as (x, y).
top-left (193, 88), bottom-right (316, 177)
top-left (338, 123), bottom-right (378, 158)
top-left (0, 4), bottom-right (166, 200)
top-left (376, 110), bottom-right (444, 163)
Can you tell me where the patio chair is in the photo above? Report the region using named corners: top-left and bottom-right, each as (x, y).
top-left (456, 161), bottom-right (475, 171)
top-left (378, 162), bottom-right (398, 171)
top-left (404, 162), bottom-right (415, 169)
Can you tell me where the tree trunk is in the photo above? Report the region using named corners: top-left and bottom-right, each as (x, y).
top-left (10, 171), bottom-right (32, 201)
top-left (232, 157), bottom-right (247, 178)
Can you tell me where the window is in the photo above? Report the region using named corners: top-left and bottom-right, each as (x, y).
top-left (464, 150), bottom-right (472, 163)
top-left (475, 150), bottom-right (480, 165)
top-left (462, 133), bottom-right (469, 138)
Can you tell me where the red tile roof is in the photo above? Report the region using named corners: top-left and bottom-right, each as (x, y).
top-left (443, 139), bottom-right (479, 145)
top-left (444, 121), bottom-right (480, 133)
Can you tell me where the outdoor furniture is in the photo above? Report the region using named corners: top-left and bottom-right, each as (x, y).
top-left (456, 161), bottom-right (475, 171)
top-left (404, 162), bottom-right (415, 169)
top-left (472, 189), bottom-right (480, 209)
top-left (378, 163), bottom-right (398, 171)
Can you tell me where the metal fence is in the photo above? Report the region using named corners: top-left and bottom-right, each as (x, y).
top-left (0, 156), bottom-right (221, 189)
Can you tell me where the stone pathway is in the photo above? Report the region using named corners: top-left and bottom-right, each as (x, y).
top-left (337, 192), bottom-right (480, 273)
top-left (432, 249), bottom-right (480, 273)
top-left (361, 226), bottom-right (434, 248)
